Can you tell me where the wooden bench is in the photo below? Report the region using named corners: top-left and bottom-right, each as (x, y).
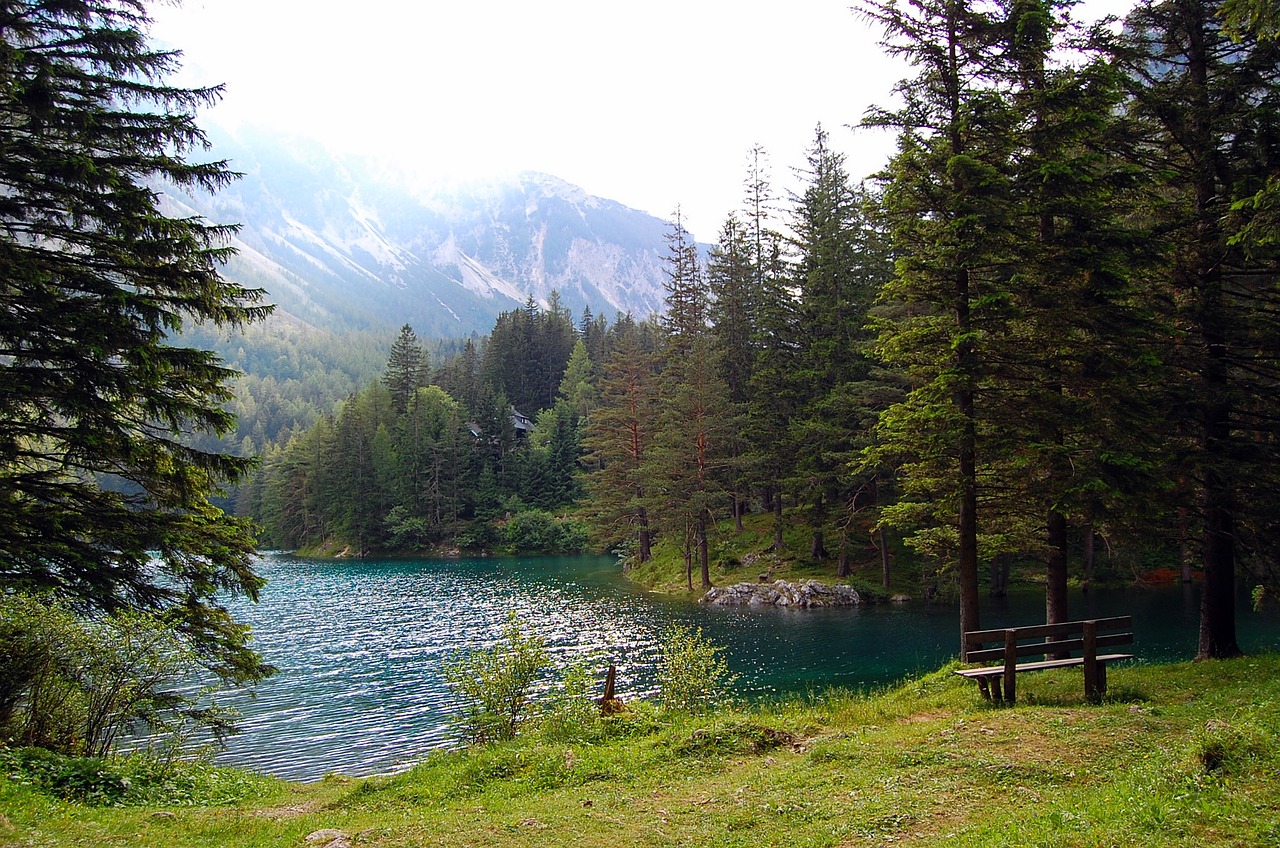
top-left (955, 616), bottom-right (1134, 704)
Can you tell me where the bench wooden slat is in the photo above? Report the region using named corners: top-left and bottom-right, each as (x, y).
top-left (954, 653), bottom-right (1134, 678)
top-left (963, 615), bottom-right (1131, 643)
top-left (965, 632), bottom-right (1133, 663)
top-left (955, 616), bottom-right (1137, 705)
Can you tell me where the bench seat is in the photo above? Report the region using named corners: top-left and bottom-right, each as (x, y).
top-left (956, 616), bottom-right (1134, 704)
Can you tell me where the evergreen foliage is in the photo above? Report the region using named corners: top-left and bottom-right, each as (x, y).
top-left (0, 0), bottom-right (271, 682)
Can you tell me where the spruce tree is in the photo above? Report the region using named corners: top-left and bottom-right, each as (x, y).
top-left (647, 214), bottom-right (736, 589)
top-left (1116, 0), bottom-right (1280, 658)
top-left (0, 0), bottom-right (271, 681)
top-left (860, 0), bottom-right (1019, 655)
top-left (581, 330), bottom-right (659, 562)
top-left (383, 323), bottom-right (429, 414)
top-left (787, 127), bottom-right (890, 573)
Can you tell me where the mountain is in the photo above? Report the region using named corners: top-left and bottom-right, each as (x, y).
top-left (162, 128), bottom-right (673, 337)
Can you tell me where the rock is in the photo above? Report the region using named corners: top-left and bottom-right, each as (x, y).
top-left (700, 579), bottom-right (865, 607)
top-left (304, 830), bottom-right (352, 848)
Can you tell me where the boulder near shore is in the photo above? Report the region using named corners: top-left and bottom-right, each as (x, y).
top-left (700, 579), bottom-right (866, 608)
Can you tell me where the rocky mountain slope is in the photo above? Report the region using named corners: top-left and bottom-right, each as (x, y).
top-left (164, 128), bottom-right (673, 337)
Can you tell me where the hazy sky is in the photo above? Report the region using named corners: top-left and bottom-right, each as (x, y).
top-left (150, 0), bottom-right (1135, 241)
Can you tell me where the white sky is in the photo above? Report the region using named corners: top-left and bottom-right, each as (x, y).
top-left (150, 0), bottom-right (1136, 241)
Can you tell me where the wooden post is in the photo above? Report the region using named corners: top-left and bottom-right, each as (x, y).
top-left (601, 664), bottom-right (616, 702)
top-left (1082, 620), bottom-right (1100, 703)
top-left (1003, 630), bottom-right (1018, 705)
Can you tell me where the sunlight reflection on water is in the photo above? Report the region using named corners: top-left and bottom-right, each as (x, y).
top-left (208, 554), bottom-right (1279, 781)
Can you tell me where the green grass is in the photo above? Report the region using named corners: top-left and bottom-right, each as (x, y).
top-left (627, 509), bottom-right (902, 598)
top-left (4, 656), bottom-right (1279, 846)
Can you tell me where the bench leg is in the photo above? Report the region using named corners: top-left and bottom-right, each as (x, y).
top-left (1083, 661), bottom-right (1110, 704)
top-left (990, 676), bottom-right (1003, 703)
top-left (977, 677), bottom-right (991, 700)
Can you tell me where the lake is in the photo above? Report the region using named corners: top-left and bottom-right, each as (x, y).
top-left (211, 553), bottom-right (1280, 781)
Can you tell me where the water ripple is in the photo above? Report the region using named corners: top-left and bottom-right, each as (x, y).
top-left (201, 554), bottom-right (1278, 781)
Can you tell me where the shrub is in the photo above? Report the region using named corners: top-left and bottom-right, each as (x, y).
top-left (0, 747), bottom-right (129, 805)
top-left (502, 510), bottom-right (590, 554)
top-left (539, 662), bottom-right (600, 742)
top-left (444, 615), bottom-right (551, 744)
top-left (0, 593), bottom-right (233, 758)
top-left (655, 625), bottom-right (738, 714)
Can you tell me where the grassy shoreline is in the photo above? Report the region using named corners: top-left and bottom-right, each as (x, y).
top-left (4, 655), bottom-right (1278, 847)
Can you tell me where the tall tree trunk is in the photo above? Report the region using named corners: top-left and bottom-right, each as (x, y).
top-left (637, 503), bottom-right (652, 563)
top-left (699, 512), bottom-right (712, 589)
top-left (955, 268), bottom-right (982, 660)
top-left (1188, 10), bottom-right (1239, 660)
top-left (1083, 528), bottom-right (1095, 593)
top-left (879, 526), bottom-right (892, 590)
top-left (1046, 510), bottom-right (1069, 624)
top-left (836, 550), bottom-right (850, 578)
top-left (772, 496), bottom-right (784, 551)
top-left (810, 529), bottom-right (828, 560)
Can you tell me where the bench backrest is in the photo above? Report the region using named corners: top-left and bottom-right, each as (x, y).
top-left (964, 616), bottom-right (1133, 663)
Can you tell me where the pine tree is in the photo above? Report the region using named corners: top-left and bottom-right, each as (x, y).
top-left (742, 149), bottom-right (799, 552)
top-left (860, 0), bottom-right (1020, 655)
top-left (0, 0), bottom-right (271, 682)
top-left (981, 0), bottom-right (1163, 631)
top-left (581, 330), bottom-right (659, 562)
top-left (1116, 0), bottom-right (1280, 658)
top-left (383, 323), bottom-right (429, 414)
top-left (646, 214), bottom-right (736, 589)
top-left (707, 214), bottom-right (759, 529)
top-left (787, 127), bottom-right (889, 573)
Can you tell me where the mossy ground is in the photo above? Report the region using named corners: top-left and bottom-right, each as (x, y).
top-left (625, 508), bottom-right (1167, 600)
top-left (4, 655), bottom-right (1279, 847)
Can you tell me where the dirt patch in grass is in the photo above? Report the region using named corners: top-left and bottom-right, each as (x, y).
top-left (255, 802), bottom-right (320, 820)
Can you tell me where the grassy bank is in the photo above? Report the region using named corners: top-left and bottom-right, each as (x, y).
top-left (624, 509), bottom-right (1168, 599)
top-left (3, 655), bottom-right (1278, 847)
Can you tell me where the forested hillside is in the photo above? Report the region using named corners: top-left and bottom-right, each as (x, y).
top-left (218, 0), bottom-right (1280, 667)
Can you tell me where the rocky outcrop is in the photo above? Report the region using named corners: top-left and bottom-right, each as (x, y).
top-left (700, 579), bottom-right (866, 608)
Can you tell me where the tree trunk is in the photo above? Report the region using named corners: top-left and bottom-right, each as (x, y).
top-left (989, 553), bottom-right (1010, 598)
top-left (955, 273), bottom-right (981, 660)
top-left (772, 496), bottom-right (784, 551)
top-left (836, 550), bottom-right (850, 578)
top-left (1046, 510), bottom-right (1069, 624)
top-left (698, 512), bottom-right (712, 589)
top-left (810, 529), bottom-right (828, 560)
top-left (1186, 0), bottom-right (1240, 661)
top-left (1178, 506), bottom-right (1191, 583)
top-left (879, 526), bottom-right (892, 590)
top-left (1083, 528), bottom-right (1095, 593)
top-left (637, 504), bottom-right (652, 563)
top-left (1198, 489), bottom-right (1241, 658)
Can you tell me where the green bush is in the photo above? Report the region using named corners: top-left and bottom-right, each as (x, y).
top-left (502, 510), bottom-right (590, 554)
top-left (539, 662), bottom-right (600, 742)
top-left (656, 625), bottom-right (738, 714)
top-left (0, 746), bottom-right (274, 807)
top-left (444, 615), bottom-right (551, 744)
top-left (0, 747), bottom-right (129, 805)
top-left (0, 593), bottom-right (233, 758)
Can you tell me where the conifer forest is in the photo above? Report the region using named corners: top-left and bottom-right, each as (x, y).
top-left (231, 0), bottom-right (1280, 664)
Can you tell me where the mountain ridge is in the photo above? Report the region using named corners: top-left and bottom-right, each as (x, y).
top-left (165, 127), bottom-right (676, 337)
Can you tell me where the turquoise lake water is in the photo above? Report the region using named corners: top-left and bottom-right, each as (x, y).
top-left (212, 553), bottom-right (1280, 780)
